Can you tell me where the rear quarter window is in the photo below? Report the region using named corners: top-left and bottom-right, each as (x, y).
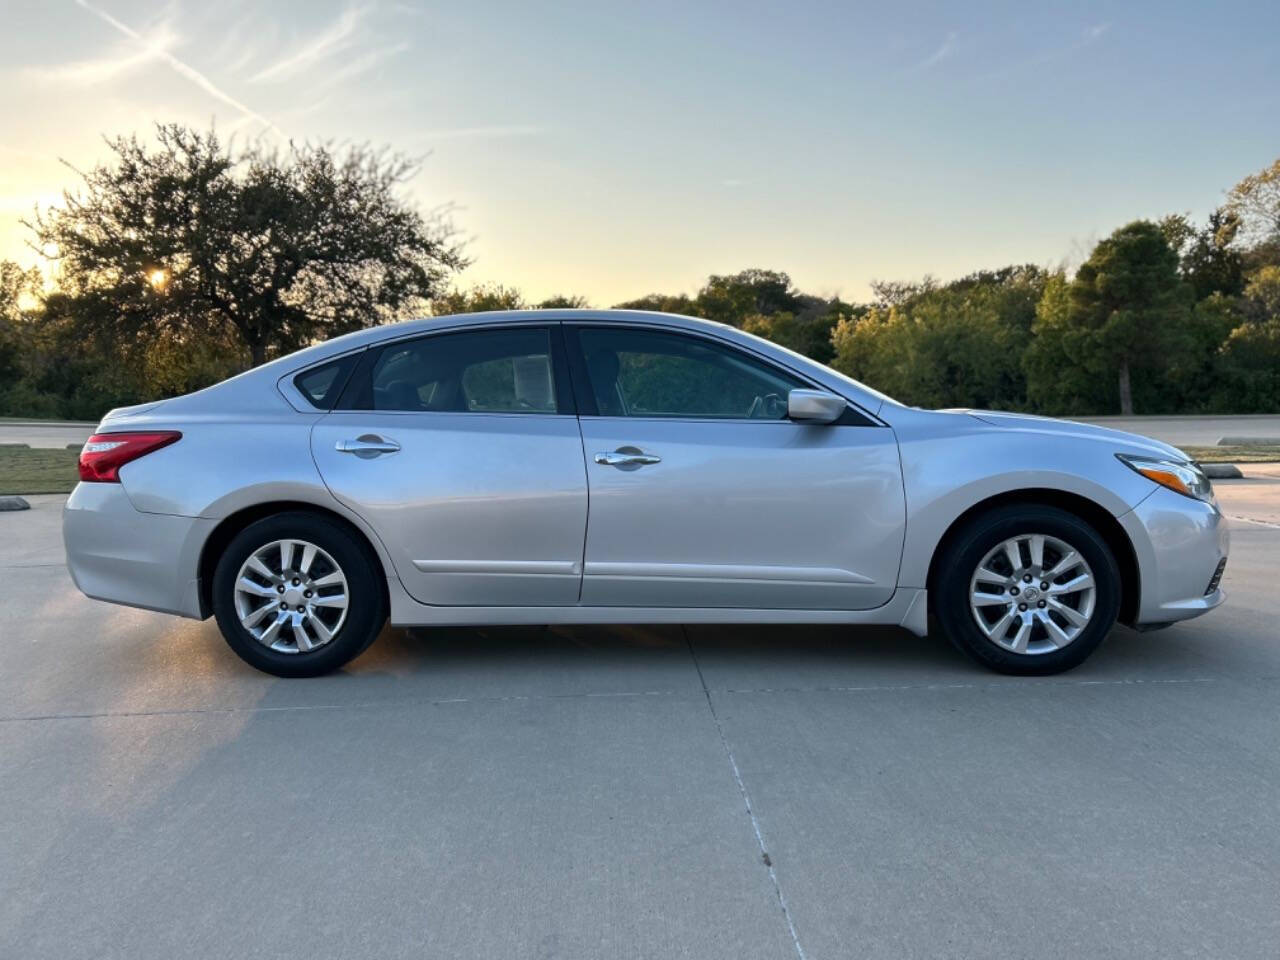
top-left (293, 355), bottom-right (358, 410)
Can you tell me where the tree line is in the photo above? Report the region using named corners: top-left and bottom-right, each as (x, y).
top-left (0, 124), bottom-right (1276, 419)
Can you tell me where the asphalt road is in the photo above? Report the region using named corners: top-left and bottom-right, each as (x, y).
top-left (1077, 414), bottom-right (1280, 447)
top-left (2, 480), bottom-right (1278, 960)
top-left (0, 420), bottom-right (95, 449)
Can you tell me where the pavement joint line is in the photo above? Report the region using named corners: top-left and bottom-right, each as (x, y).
top-left (717, 676), bottom-right (1221, 695)
top-left (0, 688), bottom-right (698, 724)
top-left (684, 625), bottom-right (809, 960)
top-left (1227, 515), bottom-right (1280, 528)
top-left (0, 676), bottom-right (1234, 725)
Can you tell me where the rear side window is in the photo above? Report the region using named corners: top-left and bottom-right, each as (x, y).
top-left (293, 355), bottom-right (358, 410)
top-left (369, 327), bottom-right (560, 413)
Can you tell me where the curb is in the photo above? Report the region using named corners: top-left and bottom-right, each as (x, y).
top-left (1202, 463), bottom-right (1243, 479)
top-left (0, 495), bottom-right (31, 511)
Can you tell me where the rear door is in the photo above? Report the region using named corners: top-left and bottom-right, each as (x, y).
top-left (310, 323), bottom-right (588, 607)
top-left (566, 323), bottom-right (905, 610)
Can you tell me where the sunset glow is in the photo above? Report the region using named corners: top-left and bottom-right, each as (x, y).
top-left (0, 1), bottom-right (1278, 304)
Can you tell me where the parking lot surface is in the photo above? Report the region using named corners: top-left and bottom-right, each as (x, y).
top-left (2, 478), bottom-right (1278, 959)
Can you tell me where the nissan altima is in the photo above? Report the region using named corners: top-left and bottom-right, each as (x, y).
top-left (63, 310), bottom-right (1228, 677)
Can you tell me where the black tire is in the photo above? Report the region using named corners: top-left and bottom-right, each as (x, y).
top-left (933, 504), bottom-right (1121, 675)
top-left (211, 511), bottom-right (387, 677)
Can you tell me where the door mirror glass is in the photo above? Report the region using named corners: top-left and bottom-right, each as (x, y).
top-left (787, 389), bottom-right (845, 424)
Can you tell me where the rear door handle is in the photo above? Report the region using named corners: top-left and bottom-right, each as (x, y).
top-left (594, 449), bottom-right (661, 467)
top-left (336, 435), bottom-right (401, 457)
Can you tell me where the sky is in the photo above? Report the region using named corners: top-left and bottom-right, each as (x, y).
top-left (1, 0), bottom-right (1277, 305)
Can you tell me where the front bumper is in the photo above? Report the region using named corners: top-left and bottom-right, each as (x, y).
top-left (1119, 485), bottom-right (1229, 625)
top-left (63, 483), bottom-right (213, 618)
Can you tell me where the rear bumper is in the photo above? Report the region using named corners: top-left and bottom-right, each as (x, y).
top-left (63, 483), bottom-right (212, 618)
top-left (1120, 486), bottom-right (1230, 625)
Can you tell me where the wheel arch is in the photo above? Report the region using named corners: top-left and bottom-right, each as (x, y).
top-left (924, 488), bottom-right (1141, 626)
top-left (196, 500), bottom-right (391, 619)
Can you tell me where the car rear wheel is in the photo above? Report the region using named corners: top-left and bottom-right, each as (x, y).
top-left (211, 511), bottom-right (386, 677)
top-left (934, 504), bottom-right (1121, 675)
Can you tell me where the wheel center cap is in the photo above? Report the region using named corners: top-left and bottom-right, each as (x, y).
top-left (1023, 587), bottom-right (1040, 601)
top-left (284, 587), bottom-right (305, 606)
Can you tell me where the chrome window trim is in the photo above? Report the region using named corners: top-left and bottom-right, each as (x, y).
top-left (274, 316), bottom-right (887, 425)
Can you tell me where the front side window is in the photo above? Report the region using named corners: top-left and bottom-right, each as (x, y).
top-left (370, 327), bottom-right (558, 413)
top-left (576, 327), bottom-right (805, 419)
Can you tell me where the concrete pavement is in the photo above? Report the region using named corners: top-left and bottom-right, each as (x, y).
top-left (1, 482), bottom-right (1278, 959)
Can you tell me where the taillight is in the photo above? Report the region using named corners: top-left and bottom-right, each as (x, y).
top-left (78, 431), bottom-right (182, 483)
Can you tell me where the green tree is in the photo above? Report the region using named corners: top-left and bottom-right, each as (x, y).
top-left (1225, 156), bottom-right (1280, 247)
top-left (695, 269), bottom-right (799, 327)
top-left (28, 124), bottom-right (465, 367)
top-left (1214, 266), bottom-right (1280, 411)
top-left (1062, 221), bottom-right (1192, 415)
top-left (1024, 271), bottom-right (1115, 414)
top-left (742, 299), bottom-right (857, 365)
top-left (832, 266), bottom-right (1046, 409)
top-left (1158, 213), bottom-right (1197, 259)
top-left (536, 294), bottom-right (590, 309)
top-left (1181, 209), bottom-right (1245, 299)
top-left (0, 261), bottom-right (39, 394)
top-left (612, 293), bottom-right (701, 316)
top-left (431, 284), bottom-right (526, 315)
top-left (869, 276), bottom-right (937, 307)
top-left (830, 306), bottom-right (897, 389)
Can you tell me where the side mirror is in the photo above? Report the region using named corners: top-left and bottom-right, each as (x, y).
top-left (787, 388), bottom-right (846, 425)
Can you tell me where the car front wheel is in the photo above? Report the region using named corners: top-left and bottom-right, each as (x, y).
top-left (934, 504), bottom-right (1121, 675)
top-left (211, 511), bottom-right (386, 677)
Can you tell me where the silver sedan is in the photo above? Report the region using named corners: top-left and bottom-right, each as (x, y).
top-left (63, 310), bottom-right (1228, 677)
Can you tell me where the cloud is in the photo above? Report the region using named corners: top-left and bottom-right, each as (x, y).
top-left (26, 16), bottom-right (178, 84)
top-left (979, 21), bottom-right (1113, 81)
top-left (416, 125), bottom-right (547, 141)
top-left (908, 31), bottom-right (958, 73)
top-left (211, 11), bottom-right (277, 75)
top-left (250, 5), bottom-right (368, 83)
top-left (71, 0), bottom-right (281, 135)
top-left (321, 40), bottom-right (411, 86)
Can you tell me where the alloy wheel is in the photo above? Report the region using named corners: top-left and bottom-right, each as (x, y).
top-left (968, 533), bottom-right (1097, 655)
top-left (233, 539), bottom-right (349, 654)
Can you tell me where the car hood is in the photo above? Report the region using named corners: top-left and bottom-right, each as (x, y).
top-left (958, 410), bottom-right (1190, 461)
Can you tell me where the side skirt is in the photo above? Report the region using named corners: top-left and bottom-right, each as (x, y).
top-left (387, 578), bottom-right (929, 636)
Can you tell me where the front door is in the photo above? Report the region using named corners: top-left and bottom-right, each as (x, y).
top-left (311, 324), bottom-right (588, 607)
top-left (566, 324), bottom-right (905, 610)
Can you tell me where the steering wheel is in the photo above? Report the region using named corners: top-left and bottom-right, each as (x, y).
top-left (746, 393), bottom-right (786, 419)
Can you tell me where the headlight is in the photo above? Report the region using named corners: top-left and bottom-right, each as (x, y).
top-left (1117, 454), bottom-right (1214, 503)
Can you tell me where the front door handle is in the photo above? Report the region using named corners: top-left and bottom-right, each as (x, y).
top-left (594, 449), bottom-right (661, 467)
top-left (336, 435), bottom-right (401, 458)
